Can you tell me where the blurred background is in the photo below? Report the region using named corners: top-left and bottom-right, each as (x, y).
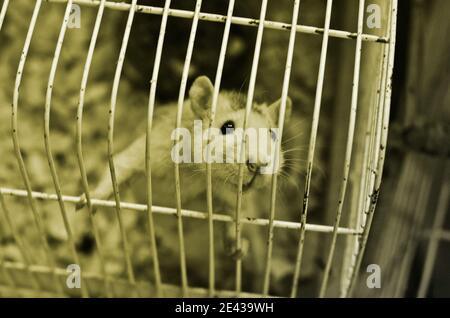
top-left (0, 0), bottom-right (448, 297)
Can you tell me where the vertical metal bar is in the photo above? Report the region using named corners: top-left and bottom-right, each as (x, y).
top-left (340, 9), bottom-right (389, 288)
top-left (346, 0), bottom-right (398, 297)
top-left (76, 0), bottom-right (112, 298)
top-left (378, 156), bottom-right (416, 297)
top-left (0, 0), bottom-right (9, 31)
top-left (262, 0), bottom-right (301, 296)
top-left (344, 56), bottom-right (387, 296)
top-left (234, 0), bottom-right (268, 295)
top-left (378, 157), bottom-right (420, 297)
top-left (0, 223), bottom-right (15, 288)
top-left (44, 0), bottom-right (89, 298)
top-left (0, 262), bottom-right (15, 289)
top-left (0, 193), bottom-right (40, 289)
top-left (172, 0), bottom-right (209, 297)
top-left (361, 42), bottom-right (390, 240)
top-left (147, 0), bottom-right (172, 297)
top-left (342, 1), bottom-right (390, 297)
top-left (107, 0), bottom-right (138, 296)
top-left (0, 0), bottom-right (14, 294)
top-left (206, 0), bottom-right (235, 297)
top-left (417, 168), bottom-right (449, 297)
top-left (359, 49), bottom-right (387, 232)
top-left (11, 0), bottom-right (64, 295)
top-left (394, 168), bottom-right (432, 297)
top-left (290, 0), bottom-right (333, 298)
top-left (340, 53), bottom-right (385, 296)
top-left (373, 0), bottom-right (397, 193)
top-left (319, 0), bottom-right (365, 298)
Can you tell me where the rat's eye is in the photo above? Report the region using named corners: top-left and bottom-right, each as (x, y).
top-left (221, 120), bottom-right (235, 135)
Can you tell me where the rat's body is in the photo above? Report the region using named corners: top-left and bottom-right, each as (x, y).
top-left (77, 76), bottom-right (309, 292)
top-left (90, 76), bottom-right (290, 209)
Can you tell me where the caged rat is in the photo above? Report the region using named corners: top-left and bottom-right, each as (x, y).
top-left (76, 75), bottom-right (319, 293)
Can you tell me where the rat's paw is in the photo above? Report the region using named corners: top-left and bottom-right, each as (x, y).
top-left (75, 193), bottom-right (87, 211)
top-left (225, 237), bottom-right (250, 261)
top-left (75, 194), bottom-right (99, 214)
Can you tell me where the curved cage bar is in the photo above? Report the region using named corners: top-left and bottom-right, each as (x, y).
top-left (0, 0), bottom-right (400, 298)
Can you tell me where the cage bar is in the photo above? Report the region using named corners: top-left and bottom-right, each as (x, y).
top-left (76, 0), bottom-right (112, 298)
top-left (318, 0), bottom-right (365, 298)
top-left (262, 0), bottom-right (301, 296)
top-left (205, 0), bottom-right (236, 297)
top-left (0, 193), bottom-right (40, 290)
top-left (0, 257), bottom-right (15, 290)
top-left (1, 260), bottom-right (279, 298)
top-left (345, 0), bottom-right (398, 297)
top-left (424, 230), bottom-right (450, 243)
top-left (343, 59), bottom-right (387, 295)
top-left (107, 0), bottom-right (139, 296)
top-left (171, 0), bottom-right (201, 296)
top-left (378, 157), bottom-right (421, 297)
top-left (43, 0), bottom-right (89, 298)
top-left (44, 0), bottom-right (389, 43)
top-left (0, 223), bottom-right (15, 289)
top-left (10, 0), bottom-right (65, 295)
top-left (0, 0), bottom-right (8, 31)
top-left (394, 171), bottom-right (432, 296)
top-left (379, 156), bottom-right (418, 295)
top-left (291, 0), bottom-right (333, 298)
top-left (233, 0), bottom-right (268, 295)
top-left (0, 187), bottom-right (361, 235)
top-left (146, 0), bottom-right (173, 299)
top-left (340, 47), bottom-right (387, 295)
top-left (341, 2), bottom-right (393, 297)
top-left (417, 171), bottom-right (449, 297)
top-left (0, 0), bottom-right (398, 298)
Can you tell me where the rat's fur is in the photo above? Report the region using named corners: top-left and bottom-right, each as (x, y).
top-left (77, 76), bottom-right (310, 292)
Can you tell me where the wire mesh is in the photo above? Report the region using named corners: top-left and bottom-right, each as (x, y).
top-left (0, 0), bottom-right (398, 298)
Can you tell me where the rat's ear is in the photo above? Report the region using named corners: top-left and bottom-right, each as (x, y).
top-left (189, 76), bottom-right (214, 118)
top-left (268, 96), bottom-right (292, 125)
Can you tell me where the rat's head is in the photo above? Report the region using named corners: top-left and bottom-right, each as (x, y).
top-left (186, 75), bottom-right (292, 191)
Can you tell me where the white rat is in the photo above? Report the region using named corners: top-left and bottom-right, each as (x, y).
top-left (81, 76), bottom-right (290, 206)
top-left (77, 75), bottom-right (294, 291)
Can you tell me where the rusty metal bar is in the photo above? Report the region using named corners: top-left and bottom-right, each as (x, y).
top-left (10, 0), bottom-right (64, 295)
top-left (233, 0), bottom-right (268, 295)
top-left (0, 188), bottom-right (361, 235)
top-left (0, 0), bottom-right (9, 31)
top-left (145, 0), bottom-right (173, 298)
top-left (43, 0), bottom-right (89, 297)
top-left (107, 0), bottom-right (139, 295)
top-left (417, 168), bottom-right (449, 297)
top-left (0, 193), bottom-right (40, 290)
top-left (318, 0), bottom-right (365, 297)
top-left (205, 0), bottom-right (236, 297)
top-left (262, 0), bottom-right (301, 296)
top-left (75, 0), bottom-right (112, 298)
top-left (346, 0), bottom-right (398, 297)
top-left (291, 0), bottom-right (333, 298)
top-left (44, 0), bottom-right (389, 43)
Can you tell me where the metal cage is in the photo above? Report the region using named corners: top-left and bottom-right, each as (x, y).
top-left (0, 0), bottom-right (398, 297)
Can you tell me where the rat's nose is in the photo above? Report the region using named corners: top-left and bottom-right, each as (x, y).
top-left (246, 160), bottom-right (268, 173)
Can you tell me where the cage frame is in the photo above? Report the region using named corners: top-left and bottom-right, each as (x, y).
top-left (0, 0), bottom-right (399, 298)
